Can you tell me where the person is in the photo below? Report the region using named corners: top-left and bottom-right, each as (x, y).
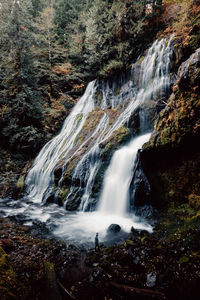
top-left (95, 232), bottom-right (100, 251)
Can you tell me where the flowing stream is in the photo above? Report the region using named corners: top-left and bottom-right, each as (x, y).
top-left (0, 37), bottom-right (175, 245)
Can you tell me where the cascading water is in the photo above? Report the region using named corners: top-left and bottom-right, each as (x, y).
top-left (0, 37), bottom-right (175, 245)
top-left (98, 133), bottom-right (151, 216)
top-left (62, 37), bottom-right (174, 212)
top-left (25, 80), bottom-right (97, 203)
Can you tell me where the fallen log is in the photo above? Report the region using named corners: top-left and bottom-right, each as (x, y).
top-left (109, 281), bottom-right (166, 299)
top-left (57, 279), bottom-right (76, 299)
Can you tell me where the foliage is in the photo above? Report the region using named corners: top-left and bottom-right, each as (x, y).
top-left (0, 0), bottom-right (44, 154)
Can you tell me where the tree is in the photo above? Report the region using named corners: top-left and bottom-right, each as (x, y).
top-left (83, 0), bottom-right (148, 77)
top-left (0, 0), bottom-right (44, 154)
top-left (35, 5), bottom-right (55, 68)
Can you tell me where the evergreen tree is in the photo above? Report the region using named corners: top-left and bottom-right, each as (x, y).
top-left (54, 0), bottom-right (92, 46)
top-left (0, 0), bottom-right (44, 154)
top-left (83, 0), bottom-right (148, 77)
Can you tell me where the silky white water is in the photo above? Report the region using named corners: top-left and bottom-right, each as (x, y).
top-left (98, 133), bottom-right (151, 215)
top-left (0, 37), bottom-right (175, 244)
top-left (54, 132), bottom-right (153, 243)
top-left (25, 80), bottom-right (97, 203)
top-left (25, 37), bottom-right (174, 210)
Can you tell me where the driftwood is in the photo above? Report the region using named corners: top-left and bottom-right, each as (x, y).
top-left (57, 280), bottom-right (76, 299)
top-left (109, 281), bottom-right (166, 299)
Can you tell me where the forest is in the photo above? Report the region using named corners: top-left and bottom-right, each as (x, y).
top-left (0, 0), bottom-right (161, 187)
top-left (0, 0), bottom-right (200, 299)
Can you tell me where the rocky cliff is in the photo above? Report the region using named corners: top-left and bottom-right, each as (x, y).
top-left (142, 45), bottom-right (200, 209)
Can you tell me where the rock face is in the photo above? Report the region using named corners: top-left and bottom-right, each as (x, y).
top-left (129, 162), bottom-right (151, 208)
top-left (178, 48), bottom-right (200, 90)
top-left (142, 47), bottom-right (200, 208)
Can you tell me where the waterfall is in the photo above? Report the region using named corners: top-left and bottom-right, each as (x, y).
top-left (25, 36), bottom-right (174, 215)
top-left (0, 36), bottom-right (175, 245)
top-left (25, 80), bottom-right (97, 203)
top-left (98, 133), bottom-right (151, 215)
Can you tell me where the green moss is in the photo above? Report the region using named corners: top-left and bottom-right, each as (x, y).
top-left (0, 246), bottom-right (7, 267)
top-left (105, 126), bottom-right (130, 152)
top-left (188, 193), bottom-right (200, 210)
top-left (75, 113), bottom-right (83, 123)
top-left (139, 56), bottom-right (145, 65)
top-left (43, 261), bottom-right (61, 300)
top-left (124, 240), bottom-right (134, 247)
top-left (16, 175), bottom-right (25, 190)
top-left (94, 90), bottom-right (103, 106)
top-left (98, 93), bottom-right (103, 105)
top-left (74, 109), bottom-right (104, 146)
top-left (44, 260), bottom-right (54, 273)
top-left (64, 158), bottom-right (77, 183)
top-left (58, 187), bottom-right (69, 204)
top-left (179, 256), bottom-right (190, 264)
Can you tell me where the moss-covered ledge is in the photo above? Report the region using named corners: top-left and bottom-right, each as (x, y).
top-left (140, 47), bottom-right (200, 209)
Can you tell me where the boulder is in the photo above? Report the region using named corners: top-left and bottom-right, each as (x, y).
top-left (107, 224), bottom-right (121, 233)
top-left (146, 272), bottom-right (157, 288)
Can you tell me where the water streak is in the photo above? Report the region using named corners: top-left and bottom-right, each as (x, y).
top-left (25, 81), bottom-right (97, 202)
top-left (98, 133), bottom-right (151, 215)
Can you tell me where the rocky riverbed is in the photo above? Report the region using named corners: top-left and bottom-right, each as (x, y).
top-left (1, 201), bottom-right (200, 300)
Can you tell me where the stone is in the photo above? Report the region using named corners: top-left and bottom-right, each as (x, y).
top-left (146, 272), bottom-right (156, 287)
top-left (178, 48), bottom-right (200, 91)
top-left (107, 224), bottom-right (121, 233)
top-left (130, 167), bottom-right (151, 208)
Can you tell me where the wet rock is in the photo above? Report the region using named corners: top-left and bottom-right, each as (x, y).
top-left (130, 166), bottom-right (151, 208)
top-left (124, 239), bottom-right (134, 247)
top-left (65, 187), bottom-right (83, 211)
top-left (29, 220), bottom-right (50, 238)
top-left (178, 48), bottom-right (200, 91)
top-left (135, 205), bottom-right (154, 218)
top-left (46, 194), bottom-right (55, 204)
top-left (146, 272), bottom-right (156, 287)
top-left (107, 224), bottom-right (121, 233)
top-left (141, 46), bottom-right (200, 209)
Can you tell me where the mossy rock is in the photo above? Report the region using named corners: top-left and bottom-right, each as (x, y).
top-left (139, 56), bottom-right (145, 65)
top-left (65, 186), bottom-right (84, 211)
top-left (74, 109), bottom-right (104, 146)
top-left (94, 90), bottom-right (103, 106)
top-left (57, 186), bottom-right (69, 205)
top-left (16, 175), bottom-right (25, 190)
top-left (62, 158), bottom-right (77, 185)
top-left (75, 113), bottom-right (83, 123)
top-left (104, 126), bottom-right (131, 152)
top-left (188, 193), bottom-right (200, 210)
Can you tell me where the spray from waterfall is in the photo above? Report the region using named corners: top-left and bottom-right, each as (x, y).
top-left (23, 36), bottom-right (175, 240)
top-left (0, 37), bottom-right (175, 244)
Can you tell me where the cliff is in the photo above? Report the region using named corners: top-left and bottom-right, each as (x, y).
top-left (142, 36), bottom-right (200, 210)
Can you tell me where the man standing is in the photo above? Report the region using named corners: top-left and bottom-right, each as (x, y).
top-left (95, 233), bottom-right (100, 251)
